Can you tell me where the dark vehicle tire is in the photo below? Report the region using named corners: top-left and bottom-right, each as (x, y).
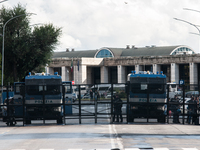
top-left (3, 116), bottom-right (7, 122)
top-left (25, 119), bottom-right (31, 124)
top-left (128, 116), bottom-right (134, 122)
top-left (57, 119), bottom-right (63, 124)
top-left (157, 116), bottom-right (166, 123)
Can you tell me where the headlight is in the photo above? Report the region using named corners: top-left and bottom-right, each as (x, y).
top-left (54, 107), bottom-right (61, 112)
top-left (157, 106), bottom-right (164, 111)
top-left (131, 106), bottom-right (138, 110)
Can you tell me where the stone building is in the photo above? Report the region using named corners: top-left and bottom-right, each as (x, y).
top-left (47, 45), bottom-right (200, 85)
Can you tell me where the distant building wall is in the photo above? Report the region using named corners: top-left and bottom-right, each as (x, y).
top-left (48, 54), bottom-right (200, 85)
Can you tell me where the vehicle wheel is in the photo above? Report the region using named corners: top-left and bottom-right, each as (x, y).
top-left (57, 119), bottom-right (63, 124)
top-left (25, 119), bottom-right (31, 124)
top-left (128, 116), bottom-right (134, 122)
top-left (3, 116), bottom-right (7, 122)
top-left (158, 116), bottom-right (166, 123)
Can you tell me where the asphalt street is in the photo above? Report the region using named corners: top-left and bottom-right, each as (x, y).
top-left (0, 123), bottom-right (200, 150)
top-left (0, 101), bottom-right (199, 150)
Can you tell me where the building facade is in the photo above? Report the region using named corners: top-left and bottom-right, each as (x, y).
top-left (47, 45), bottom-right (200, 85)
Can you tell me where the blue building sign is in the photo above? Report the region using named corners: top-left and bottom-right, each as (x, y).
top-left (179, 80), bottom-right (184, 85)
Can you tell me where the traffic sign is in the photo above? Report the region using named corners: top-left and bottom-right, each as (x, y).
top-left (179, 80), bottom-right (184, 85)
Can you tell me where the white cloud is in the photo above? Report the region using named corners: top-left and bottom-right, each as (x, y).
top-left (2, 0), bottom-right (200, 53)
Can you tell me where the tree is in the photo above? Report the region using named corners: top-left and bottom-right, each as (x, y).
top-left (0, 4), bottom-right (62, 85)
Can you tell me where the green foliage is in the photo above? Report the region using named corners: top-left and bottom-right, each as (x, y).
top-left (114, 88), bottom-right (126, 98)
top-left (0, 4), bottom-right (62, 85)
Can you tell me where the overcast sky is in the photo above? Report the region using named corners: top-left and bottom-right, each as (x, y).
top-left (2, 0), bottom-right (200, 53)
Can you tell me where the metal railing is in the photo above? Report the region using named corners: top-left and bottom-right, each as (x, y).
top-left (0, 83), bottom-right (199, 126)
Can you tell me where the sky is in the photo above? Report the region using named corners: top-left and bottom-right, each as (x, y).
top-left (2, 0), bottom-right (200, 53)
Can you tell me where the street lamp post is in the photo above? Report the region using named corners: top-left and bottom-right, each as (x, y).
top-left (183, 8), bottom-right (200, 14)
top-left (1, 13), bottom-right (36, 104)
top-left (0, 0), bottom-right (8, 4)
top-left (174, 17), bottom-right (200, 54)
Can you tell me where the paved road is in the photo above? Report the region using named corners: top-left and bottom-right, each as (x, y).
top-left (0, 101), bottom-right (199, 150)
top-left (0, 123), bottom-right (200, 150)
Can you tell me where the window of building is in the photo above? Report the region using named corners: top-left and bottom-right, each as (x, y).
top-left (171, 47), bottom-right (195, 55)
top-left (96, 49), bottom-right (113, 58)
top-left (54, 67), bottom-right (61, 76)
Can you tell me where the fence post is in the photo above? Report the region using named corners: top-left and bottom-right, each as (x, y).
top-left (95, 98), bottom-right (97, 123)
top-left (22, 84), bottom-right (25, 126)
top-left (78, 85), bottom-right (81, 124)
top-left (126, 82), bottom-right (130, 124)
top-left (111, 83), bottom-right (113, 123)
top-left (167, 84), bottom-right (169, 124)
top-left (42, 85), bottom-right (45, 125)
top-left (6, 85), bottom-right (10, 126)
top-left (182, 84), bottom-right (185, 124)
top-left (147, 83), bottom-right (149, 123)
top-left (62, 84), bottom-right (66, 125)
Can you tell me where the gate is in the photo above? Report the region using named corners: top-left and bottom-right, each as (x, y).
top-left (0, 83), bottom-right (199, 126)
top-left (65, 84), bottom-right (126, 124)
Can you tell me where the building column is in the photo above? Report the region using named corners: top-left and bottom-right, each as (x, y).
top-left (66, 67), bottom-right (70, 81)
top-left (81, 65), bottom-right (87, 84)
top-left (171, 63), bottom-right (179, 84)
top-left (153, 64), bottom-right (161, 74)
top-left (69, 70), bottom-right (73, 82)
top-left (167, 65), bottom-right (171, 82)
top-left (135, 65), bottom-right (143, 73)
top-left (63, 67), bottom-right (70, 81)
top-left (73, 66), bottom-right (77, 84)
top-left (118, 65), bottom-right (125, 83)
top-left (87, 67), bottom-right (92, 85)
top-left (101, 66), bottom-right (108, 83)
top-left (190, 63), bottom-right (198, 85)
top-left (46, 67), bottom-right (54, 75)
top-left (61, 66), bottom-right (67, 81)
top-left (74, 65), bottom-right (87, 84)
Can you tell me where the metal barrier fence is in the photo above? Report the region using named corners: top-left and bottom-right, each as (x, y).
top-left (0, 83), bottom-right (199, 126)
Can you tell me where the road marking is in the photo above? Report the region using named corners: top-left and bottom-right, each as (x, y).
top-left (10, 148), bottom-right (200, 150)
top-left (182, 148), bottom-right (198, 150)
top-left (154, 148), bottom-right (169, 150)
top-left (107, 103), bottom-right (115, 148)
top-left (125, 148), bottom-right (140, 150)
top-left (106, 103), bottom-right (124, 150)
top-left (95, 149), bottom-right (111, 150)
top-left (112, 124), bottom-right (124, 149)
top-left (109, 124), bottom-right (115, 148)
